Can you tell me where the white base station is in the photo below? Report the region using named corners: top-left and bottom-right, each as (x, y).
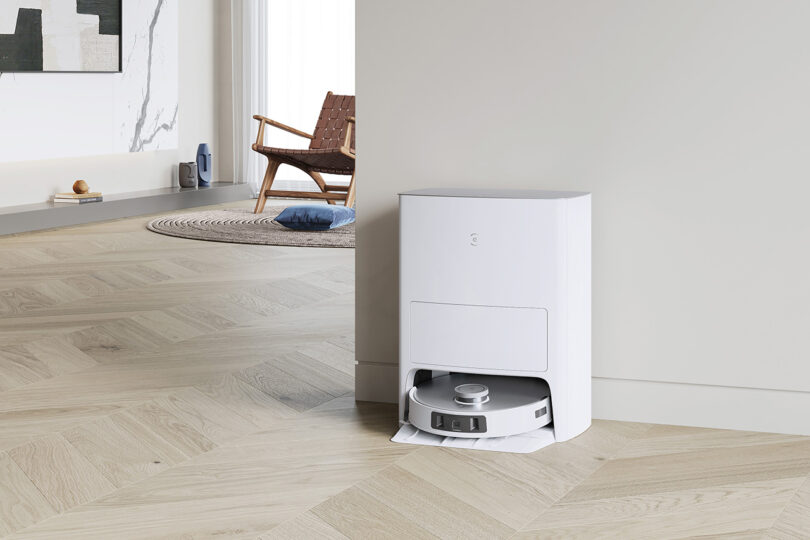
top-left (398, 189), bottom-right (592, 451)
top-left (392, 423), bottom-right (556, 454)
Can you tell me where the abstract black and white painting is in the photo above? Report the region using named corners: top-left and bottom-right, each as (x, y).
top-left (0, 0), bottom-right (121, 72)
top-left (0, 0), bottom-right (176, 162)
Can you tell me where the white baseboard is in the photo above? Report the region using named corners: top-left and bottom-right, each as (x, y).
top-left (594, 377), bottom-right (810, 436)
top-left (354, 364), bottom-right (810, 435)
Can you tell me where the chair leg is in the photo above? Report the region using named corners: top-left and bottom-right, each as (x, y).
top-left (306, 170), bottom-right (335, 205)
top-left (345, 170), bottom-right (356, 208)
top-left (254, 158), bottom-right (280, 214)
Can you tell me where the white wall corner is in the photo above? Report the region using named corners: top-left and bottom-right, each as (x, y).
top-left (356, 0), bottom-right (810, 435)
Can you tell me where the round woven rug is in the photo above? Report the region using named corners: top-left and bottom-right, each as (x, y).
top-left (146, 208), bottom-right (354, 248)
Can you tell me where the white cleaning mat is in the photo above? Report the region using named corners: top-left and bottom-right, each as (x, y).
top-left (391, 423), bottom-right (556, 454)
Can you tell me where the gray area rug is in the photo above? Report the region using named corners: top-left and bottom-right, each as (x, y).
top-left (146, 208), bottom-right (355, 248)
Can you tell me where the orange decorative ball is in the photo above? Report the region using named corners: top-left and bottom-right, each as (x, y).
top-left (73, 180), bottom-right (89, 194)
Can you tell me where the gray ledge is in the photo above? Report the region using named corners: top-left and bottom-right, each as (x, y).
top-left (0, 182), bottom-right (252, 236)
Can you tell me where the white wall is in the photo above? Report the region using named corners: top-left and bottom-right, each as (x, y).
top-left (0, 0), bottom-right (228, 208)
top-left (356, 0), bottom-right (810, 434)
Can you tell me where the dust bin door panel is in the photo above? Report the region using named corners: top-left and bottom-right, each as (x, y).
top-left (410, 301), bottom-right (548, 372)
top-left (399, 196), bottom-right (563, 308)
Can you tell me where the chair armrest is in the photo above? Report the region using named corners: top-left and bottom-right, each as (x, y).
top-left (342, 117), bottom-right (356, 156)
top-left (252, 115), bottom-right (314, 148)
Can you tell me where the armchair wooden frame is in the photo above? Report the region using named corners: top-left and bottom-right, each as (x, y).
top-left (252, 92), bottom-right (356, 214)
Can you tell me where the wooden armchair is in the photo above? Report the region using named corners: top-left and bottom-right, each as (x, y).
top-left (252, 92), bottom-right (355, 213)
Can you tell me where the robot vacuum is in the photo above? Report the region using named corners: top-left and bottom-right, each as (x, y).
top-left (407, 373), bottom-right (552, 438)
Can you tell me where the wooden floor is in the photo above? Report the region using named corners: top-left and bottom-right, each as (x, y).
top-left (0, 200), bottom-right (809, 539)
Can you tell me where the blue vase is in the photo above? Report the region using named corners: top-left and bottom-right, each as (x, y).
top-left (196, 143), bottom-right (212, 187)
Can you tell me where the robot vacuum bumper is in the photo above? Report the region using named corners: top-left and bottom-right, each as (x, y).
top-left (407, 373), bottom-right (552, 438)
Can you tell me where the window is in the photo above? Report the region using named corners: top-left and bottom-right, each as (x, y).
top-left (265, 0), bottom-right (355, 185)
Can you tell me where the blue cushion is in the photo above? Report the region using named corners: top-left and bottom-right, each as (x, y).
top-left (274, 205), bottom-right (356, 231)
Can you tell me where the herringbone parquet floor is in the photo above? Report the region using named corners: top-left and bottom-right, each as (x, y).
top-left (0, 200), bottom-right (808, 539)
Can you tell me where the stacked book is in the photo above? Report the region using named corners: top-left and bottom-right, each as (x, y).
top-left (53, 192), bottom-right (103, 204)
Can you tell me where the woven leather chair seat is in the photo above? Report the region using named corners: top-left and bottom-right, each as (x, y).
top-left (254, 146), bottom-right (354, 175)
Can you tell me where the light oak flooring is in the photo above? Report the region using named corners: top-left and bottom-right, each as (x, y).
top-left (0, 200), bottom-right (809, 539)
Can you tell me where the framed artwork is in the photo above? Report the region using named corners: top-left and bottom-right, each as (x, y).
top-left (0, 0), bottom-right (122, 72)
top-left (0, 0), bottom-right (176, 161)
